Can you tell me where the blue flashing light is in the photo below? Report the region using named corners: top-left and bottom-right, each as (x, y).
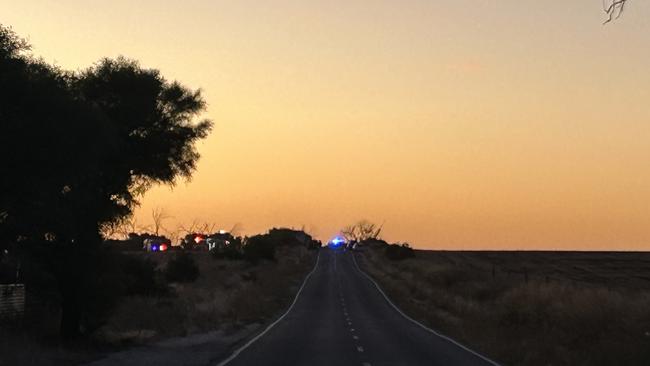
top-left (330, 236), bottom-right (345, 246)
top-left (152, 245), bottom-right (159, 252)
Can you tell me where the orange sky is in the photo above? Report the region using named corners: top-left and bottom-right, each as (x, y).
top-left (4, 0), bottom-right (650, 249)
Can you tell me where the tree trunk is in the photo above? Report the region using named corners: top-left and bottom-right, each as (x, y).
top-left (60, 284), bottom-right (81, 339)
top-left (56, 229), bottom-right (101, 339)
top-left (57, 239), bottom-right (90, 339)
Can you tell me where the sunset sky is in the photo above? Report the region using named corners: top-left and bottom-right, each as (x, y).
top-left (4, 1), bottom-right (650, 250)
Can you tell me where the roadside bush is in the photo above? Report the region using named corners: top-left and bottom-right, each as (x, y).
top-left (211, 245), bottom-right (244, 260)
top-left (385, 243), bottom-right (415, 261)
top-left (98, 295), bottom-right (186, 343)
top-left (243, 235), bottom-right (276, 264)
top-left (307, 240), bottom-right (322, 250)
top-left (15, 244), bottom-right (170, 336)
top-left (120, 255), bottom-right (166, 296)
top-left (266, 228), bottom-right (302, 247)
top-left (363, 238), bottom-right (389, 248)
top-left (165, 253), bottom-right (200, 283)
top-left (211, 238), bottom-right (244, 261)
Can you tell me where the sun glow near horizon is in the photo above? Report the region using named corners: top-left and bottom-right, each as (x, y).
top-left (4, 0), bottom-right (650, 250)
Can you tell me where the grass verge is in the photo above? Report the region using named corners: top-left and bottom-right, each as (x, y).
top-left (356, 247), bottom-right (650, 366)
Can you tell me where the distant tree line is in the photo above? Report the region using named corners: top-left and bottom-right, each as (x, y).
top-left (214, 228), bottom-right (321, 263)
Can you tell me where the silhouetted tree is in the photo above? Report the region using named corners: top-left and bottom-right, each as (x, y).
top-left (341, 220), bottom-right (383, 243)
top-left (0, 25), bottom-right (212, 338)
top-left (113, 216), bottom-right (150, 240)
top-left (243, 235), bottom-right (276, 264)
top-left (151, 207), bottom-right (171, 236)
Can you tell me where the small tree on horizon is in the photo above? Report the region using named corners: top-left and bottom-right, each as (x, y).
top-left (341, 220), bottom-right (384, 243)
top-left (151, 207), bottom-right (172, 236)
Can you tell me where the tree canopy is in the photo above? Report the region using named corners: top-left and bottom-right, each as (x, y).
top-left (0, 24), bottom-right (212, 337)
top-left (0, 25), bottom-right (212, 246)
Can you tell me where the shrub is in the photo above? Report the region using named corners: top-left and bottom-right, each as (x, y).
top-left (211, 238), bottom-right (244, 260)
top-left (243, 235), bottom-right (276, 264)
top-left (120, 255), bottom-right (165, 296)
top-left (364, 238), bottom-right (389, 247)
top-left (211, 245), bottom-right (244, 260)
top-left (266, 228), bottom-right (302, 247)
top-left (307, 240), bottom-right (322, 250)
top-left (385, 243), bottom-right (415, 261)
top-left (165, 253), bottom-right (200, 283)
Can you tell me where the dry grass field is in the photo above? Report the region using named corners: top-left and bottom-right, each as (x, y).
top-left (357, 247), bottom-right (650, 366)
top-left (97, 246), bottom-right (317, 344)
top-left (0, 246), bottom-right (317, 366)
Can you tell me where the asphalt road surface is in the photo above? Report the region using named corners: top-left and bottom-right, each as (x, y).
top-left (218, 248), bottom-right (498, 366)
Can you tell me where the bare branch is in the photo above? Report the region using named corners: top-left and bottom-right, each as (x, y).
top-left (99, 222), bottom-right (119, 239)
top-left (151, 207), bottom-right (172, 236)
top-left (107, 216), bottom-right (151, 239)
top-left (229, 222), bottom-right (243, 236)
top-left (341, 220), bottom-right (384, 242)
top-left (178, 219), bottom-right (200, 235)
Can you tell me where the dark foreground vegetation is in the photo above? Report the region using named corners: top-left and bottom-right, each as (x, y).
top-left (357, 245), bottom-right (650, 366)
top-left (98, 244), bottom-right (317, 345)
top-left (0, 23), bottom-right (212, 340)
top-left (0, 23), bottom-right (322, 365)
top-left (1, 230), bottom-right (319, 365)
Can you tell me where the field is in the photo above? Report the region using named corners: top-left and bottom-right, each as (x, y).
top-left (357, 247), bottom-right (650, 366)
top-left (97, 246), bottom-right (316, 344)
top-left (0, 246), bottom-right (317, 366)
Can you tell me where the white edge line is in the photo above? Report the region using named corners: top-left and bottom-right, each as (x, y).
top-left (352, 253), bottom-right (501, 366)
top-left (216, 251), bottom-right (321, 366)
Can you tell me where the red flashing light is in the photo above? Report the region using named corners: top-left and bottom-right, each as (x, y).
top-left (160, 244), bottom-right (168, 251)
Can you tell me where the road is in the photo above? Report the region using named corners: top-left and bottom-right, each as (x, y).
top-left (218, 248), bottom-right (498, 366)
